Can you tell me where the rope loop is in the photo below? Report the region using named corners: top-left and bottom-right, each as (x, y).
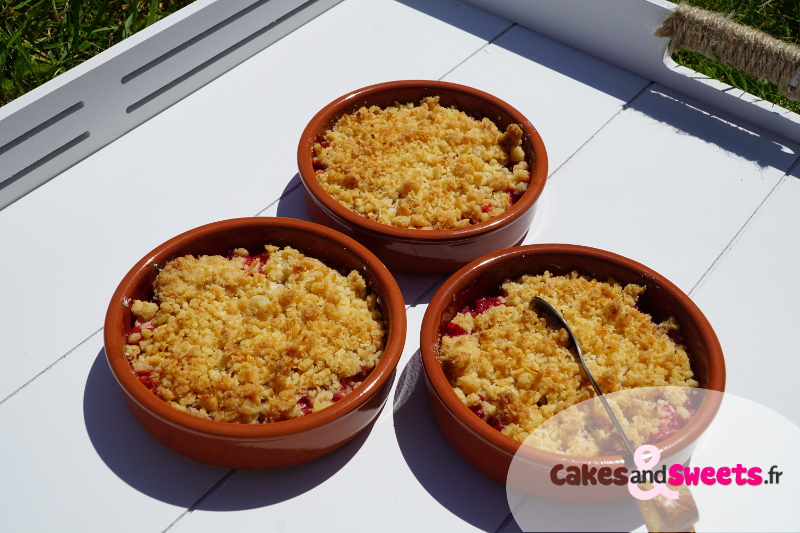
top-left (654, 3), bottom-right (800, 101)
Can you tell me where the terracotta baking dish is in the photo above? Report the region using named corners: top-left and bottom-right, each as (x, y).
top-left (297, 80), bottom-right (548, 273)
top-left (420, 244), bottom-right (725, 500)
top-left (104, 217), bottom-right (406, 469)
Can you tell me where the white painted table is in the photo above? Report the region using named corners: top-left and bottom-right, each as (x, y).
top-left (1, 1), bottom-right (798, 531)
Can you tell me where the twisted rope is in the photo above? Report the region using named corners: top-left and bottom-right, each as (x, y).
top-left (654, 3), bottom-right (800, 101)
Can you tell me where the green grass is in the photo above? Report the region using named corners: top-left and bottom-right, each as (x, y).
top-left (0, 0), bottom-right (196, 107)
top-left (672, 0), bottom-right (800, 113)
top-left (2, 1), bottom-right (800, 112)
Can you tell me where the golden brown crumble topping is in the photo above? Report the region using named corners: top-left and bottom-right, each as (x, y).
top-left (125, 245), bottom-right (386, 423)
top-left (313, 96), bottom-right (531, 230)
top-left (438, 271), bottom-right (697, 449)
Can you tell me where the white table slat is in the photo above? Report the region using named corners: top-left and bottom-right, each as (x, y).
top-left (0, 0), bottom-right (508, 400)
top-left (1, 0), bottom-right (798, 531)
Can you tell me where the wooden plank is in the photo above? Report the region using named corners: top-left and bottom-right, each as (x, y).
top-left (0, 0), bottom-right (344, 210)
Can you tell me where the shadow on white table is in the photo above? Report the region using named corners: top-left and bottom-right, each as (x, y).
top-left (83, 349), bottom-right (378, 510)
top-left (393, 351), bottom-right (515, 531)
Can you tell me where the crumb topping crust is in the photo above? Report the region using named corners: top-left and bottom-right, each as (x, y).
top-left (125, 245), bottom-right (386, 424)
top-left (313, 96), bottom-right (531, 230)
top-left (438, 271), bottom-right (697, 448)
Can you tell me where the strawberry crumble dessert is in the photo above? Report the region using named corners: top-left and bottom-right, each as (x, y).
top-left (437, 271), bottom-right (698, 453)
top-left (312, 96), bottom-right (531, 230)
top-left (124, 245), bottom-right (386, 424)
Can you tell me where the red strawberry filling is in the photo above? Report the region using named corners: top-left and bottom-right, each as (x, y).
top-left (506, 174), bottom-right (530, 205)
top-left (441, 321), bottom-right (468, 337)
top-left (131, 319), bottom-right (154, 335)
top-left (474, 296), bottom-right (504, 315)
top-left (298, 367), bottom-right (374, 414)
top-left (331, 367), bottom-right (372, 402)
top-left (469, 398), bottom-right (506, 431)
top-left (297, 396), bottom-right (313, 416)
top-left (647, 401), bottom-right (689, 445)
top-left (441, 296), bottom-right (505, 337)
top-left (136, 370), bottom-right (159, 394)
top-left (226, 250), bottom-right (270, 275)
top-left (313, 136), bottom-right (329, 172)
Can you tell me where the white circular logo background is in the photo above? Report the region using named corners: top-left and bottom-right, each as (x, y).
top-left (506, 388), bottom-right (799, 532)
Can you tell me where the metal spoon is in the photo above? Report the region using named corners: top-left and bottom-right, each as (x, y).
top-left (531, 296), bottom-right (699, 532)
top-left (530, 296), bottom-right (637, 463)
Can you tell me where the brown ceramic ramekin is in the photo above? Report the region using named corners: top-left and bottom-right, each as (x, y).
top-left (420, 244), bottom-right (725, 501)
top-left (297, 80), bottom-right (548, 273)
top-left (104, 217), bottom-right (406, 469)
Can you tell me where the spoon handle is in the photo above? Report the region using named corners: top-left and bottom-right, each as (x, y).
top-left (532, 297), bottom-right (637, 460)
top-left (531, 296), bottom-right (699, 532)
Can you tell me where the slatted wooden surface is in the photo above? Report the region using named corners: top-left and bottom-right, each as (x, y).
top-left (1, 0), bottom-right (797, 531)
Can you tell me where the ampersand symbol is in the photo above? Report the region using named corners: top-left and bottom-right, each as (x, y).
top-left (627, 444), bottom-right (679, 500)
